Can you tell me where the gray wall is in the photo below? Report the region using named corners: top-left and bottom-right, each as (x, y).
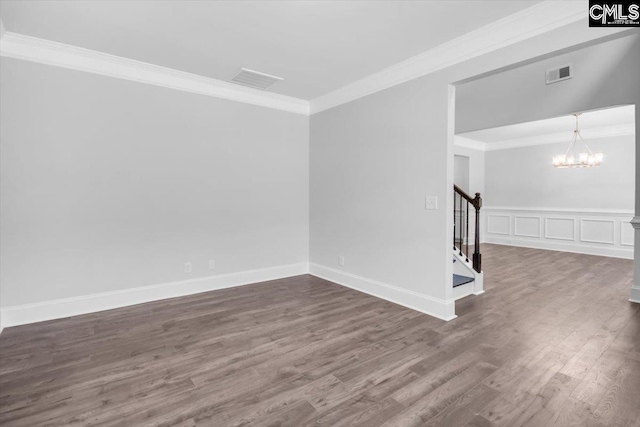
top-left (0, 58), bottom-right (309, 307)
top-left (2, 21), bottom-right (637, 316)
top-left (310, 75), bottom-right (451, 299)
top-left (310, 24), bottom-right (638, 309)
top-left (484, 135), bottom-right (635, 210)
top-left (456, 33), bottom-right (640, 134)
top-left (455, 30), bottom-right (639, 211)
top-left (455, 31), bottom-right (640, 214)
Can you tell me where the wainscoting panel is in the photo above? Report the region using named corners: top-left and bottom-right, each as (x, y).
top-left (580, 219), bottom-right (615, 245)
top-left (621, 221), bottom-right (635, 246)
top-left (545, 217), bottom-right (576, 241)
top-left (483, 207), bottom-right (634, 259)
top-left (514, 216), bottom-right (542, 238)
top-left (487, 215), bottom-right (510, 235)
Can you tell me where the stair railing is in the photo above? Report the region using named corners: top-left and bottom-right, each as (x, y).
top-left (453, 185), bottom-right (482, 273)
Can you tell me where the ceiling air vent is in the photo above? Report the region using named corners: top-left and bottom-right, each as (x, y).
top-left (230, 68), bottom-right (283, 90)
top-left (546, 64), bottom-right (573, 85)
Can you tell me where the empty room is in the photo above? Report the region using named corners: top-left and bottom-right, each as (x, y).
top-left (1, 1), bottom-right (639, 426)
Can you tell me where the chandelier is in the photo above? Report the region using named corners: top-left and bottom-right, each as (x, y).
top-left (552, 113), bottom-right (603, 168)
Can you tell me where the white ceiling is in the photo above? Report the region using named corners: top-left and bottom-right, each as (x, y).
top-left (458, 105), bottom-right (636, 146)
top-left (0, 0), bottom-right (539, 100)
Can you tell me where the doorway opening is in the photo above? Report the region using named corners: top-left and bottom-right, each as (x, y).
top-left (452, 104), bottom-right (636, 303)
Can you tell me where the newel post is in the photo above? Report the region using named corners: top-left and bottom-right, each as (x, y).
top-left (472, 193), bottom-right (482, 273)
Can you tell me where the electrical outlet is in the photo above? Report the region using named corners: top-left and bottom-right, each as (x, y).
top-left (338, 256), bottom-right (345, 267)
top-left (184, 262), bottom-right (192, 274)
top-left (209, 259), bottom-right (216, 270)
top-left (425, 196), bottom-right (438, 210)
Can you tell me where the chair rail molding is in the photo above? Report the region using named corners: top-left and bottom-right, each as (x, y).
top-left (483, 206), bottom-right (634, 259)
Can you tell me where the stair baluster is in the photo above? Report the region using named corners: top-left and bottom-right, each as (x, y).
top-left (454, 185), bottom-right (482, 273)
top-left (465, 199), bottom-right (470, 263)
top-left (458, 193), bottom-right (463, 257)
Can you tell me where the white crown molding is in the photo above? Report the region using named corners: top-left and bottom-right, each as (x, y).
top-left (456, 123), bottom-right (635, 152)
top-left (482, 123), bottom-right (635, 151)
top-left (1, 2), bottom-right (587, 117)
top-left (454, 136), bottom-right (487, 151)
top-left (0, 32), bottom-right (310, 115)
top-left (309, 1), bottom-right (588, 114)
top-left (0, 2), bottom-right (589, 117)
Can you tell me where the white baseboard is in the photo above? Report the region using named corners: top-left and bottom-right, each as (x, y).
top-left (0, 262), bottom-right (309, 328)
top-left (484, 236), bottom-right (633, 259)
top-left (631, 286), bottom-right (640, 304)
top-left (453, 282), bottom-right (475, 301)
top-left (309, 263), bottom-right (456, 321)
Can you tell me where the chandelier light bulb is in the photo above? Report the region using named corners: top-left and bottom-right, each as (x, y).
top-left (579, 152), bottom-right (588, 164)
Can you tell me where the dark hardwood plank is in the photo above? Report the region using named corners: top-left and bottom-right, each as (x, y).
top-left (1, 244), bottom-right (638, 426)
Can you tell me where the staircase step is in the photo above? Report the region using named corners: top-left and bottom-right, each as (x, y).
top-left (453, 274), bottom-right (474, 288)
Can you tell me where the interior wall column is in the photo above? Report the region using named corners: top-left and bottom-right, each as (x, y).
top-left (632, 103), bottom-right (640, 304)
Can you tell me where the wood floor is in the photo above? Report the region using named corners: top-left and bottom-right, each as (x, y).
top-left (1, 244), bottom-right (639, 426)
